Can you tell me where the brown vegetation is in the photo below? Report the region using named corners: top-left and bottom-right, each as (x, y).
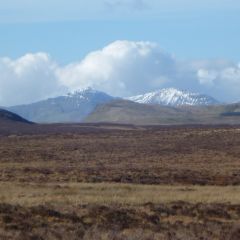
top-left (1, 201), bottom-right (240, 240)
top-left (1, 125), bottom-right (240, 185)
top-left (1, 124), bottom-right (240, 239)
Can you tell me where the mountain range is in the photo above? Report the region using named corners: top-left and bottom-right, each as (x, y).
top-left (5, 87), bottom-right (240, 125)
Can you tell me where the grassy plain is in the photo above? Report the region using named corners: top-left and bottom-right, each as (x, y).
top-left (1, 124), bottom-right (240, 239)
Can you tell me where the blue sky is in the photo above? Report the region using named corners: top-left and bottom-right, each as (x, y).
top-left (1, 0), bottom-right (239, 62)
top-left (0, 0), bottom-right (240, 105)
top-left (0, 0), bottom-right (240, 62)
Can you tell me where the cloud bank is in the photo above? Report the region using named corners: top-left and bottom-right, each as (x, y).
top-left (0, 40), bottom-right (240, 106)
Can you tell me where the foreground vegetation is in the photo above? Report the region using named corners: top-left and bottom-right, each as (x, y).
top-left (1, 124), bottom-right (240, 239)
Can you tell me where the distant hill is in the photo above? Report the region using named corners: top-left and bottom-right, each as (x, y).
top-left (84, 100), bottom-right (240, 125)
top-left (0, 109), bottom-right (31, 124)
top-left (84, 100), bottom-right (196, 125)
top-left (8, 88), bottom-right (115, 123)
top-left (128, 88), bottom-right (219, 106)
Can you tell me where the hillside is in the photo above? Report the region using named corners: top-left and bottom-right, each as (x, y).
top-left (0, 109), bottom-right (31, 124)
top-left (84, 100), bottom-right (190, 125)
top-left (84, 100), bottom-right (240, 125)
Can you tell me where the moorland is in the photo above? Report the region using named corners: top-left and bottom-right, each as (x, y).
top-left (0, 119), bottom-right (240, 239)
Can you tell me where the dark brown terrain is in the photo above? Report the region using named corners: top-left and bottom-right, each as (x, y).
top-left (1, 124), bottom-right (240, 185)
top-left (1, 119), bottom-right (240, 239)
top-left (1, 202), bottom-right (240, 240)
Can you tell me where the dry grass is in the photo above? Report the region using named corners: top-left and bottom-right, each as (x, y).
top-left (1, 125), bottom-right (240, 239)
top-left (1, 182), bottom-right (240, 207)
top-left (1, 126), bottom-right (240, 185)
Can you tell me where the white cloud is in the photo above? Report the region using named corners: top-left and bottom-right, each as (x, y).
top-left (197, 63), bottom-right (240, 101)
top-left (57, 41), bottom-right (176, 97)
top-left (0, 53), bottom-right (66, 106)
top-left (0, 40), bottom-right (240, 106)
top-left (197, 69), bottom-right (217, 86)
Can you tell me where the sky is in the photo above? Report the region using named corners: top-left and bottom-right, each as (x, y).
top-left (0, 0), bottom-right (240, 106)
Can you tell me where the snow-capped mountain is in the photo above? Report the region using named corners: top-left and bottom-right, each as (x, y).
top-left (63, 87), bottom-right (114, 108)
top-left (128, 88), bottom-right (219, 106)
top-left (8, 88), bottom-right (115, 123)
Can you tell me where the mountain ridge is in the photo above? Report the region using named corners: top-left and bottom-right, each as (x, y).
top-left (128, 88), bottom-right (219, 106)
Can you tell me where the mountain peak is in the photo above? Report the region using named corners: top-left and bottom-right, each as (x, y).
top-left (128, 88), bottom-right (219, 106)
top-left (9, 88), bottom-right (115, 123)
top-left (66, 87), bottom-right (98, 97)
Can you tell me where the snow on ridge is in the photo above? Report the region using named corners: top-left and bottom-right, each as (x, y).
top-left (128, 88), bottom-right (219, 106)
top-left (66, 87), bottom-right (98, 98)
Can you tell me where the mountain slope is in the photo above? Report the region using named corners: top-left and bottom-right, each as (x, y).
top-left (0, 109), bottom-right (31, 124)
top-left (84, 100), bottom-right (240, 125)
top-left (8, 88), bottom-right (115, 123)
top-left (84, 100), bottom-right (195, 125)
top-left (128, 88), bottom-right (219, 106)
